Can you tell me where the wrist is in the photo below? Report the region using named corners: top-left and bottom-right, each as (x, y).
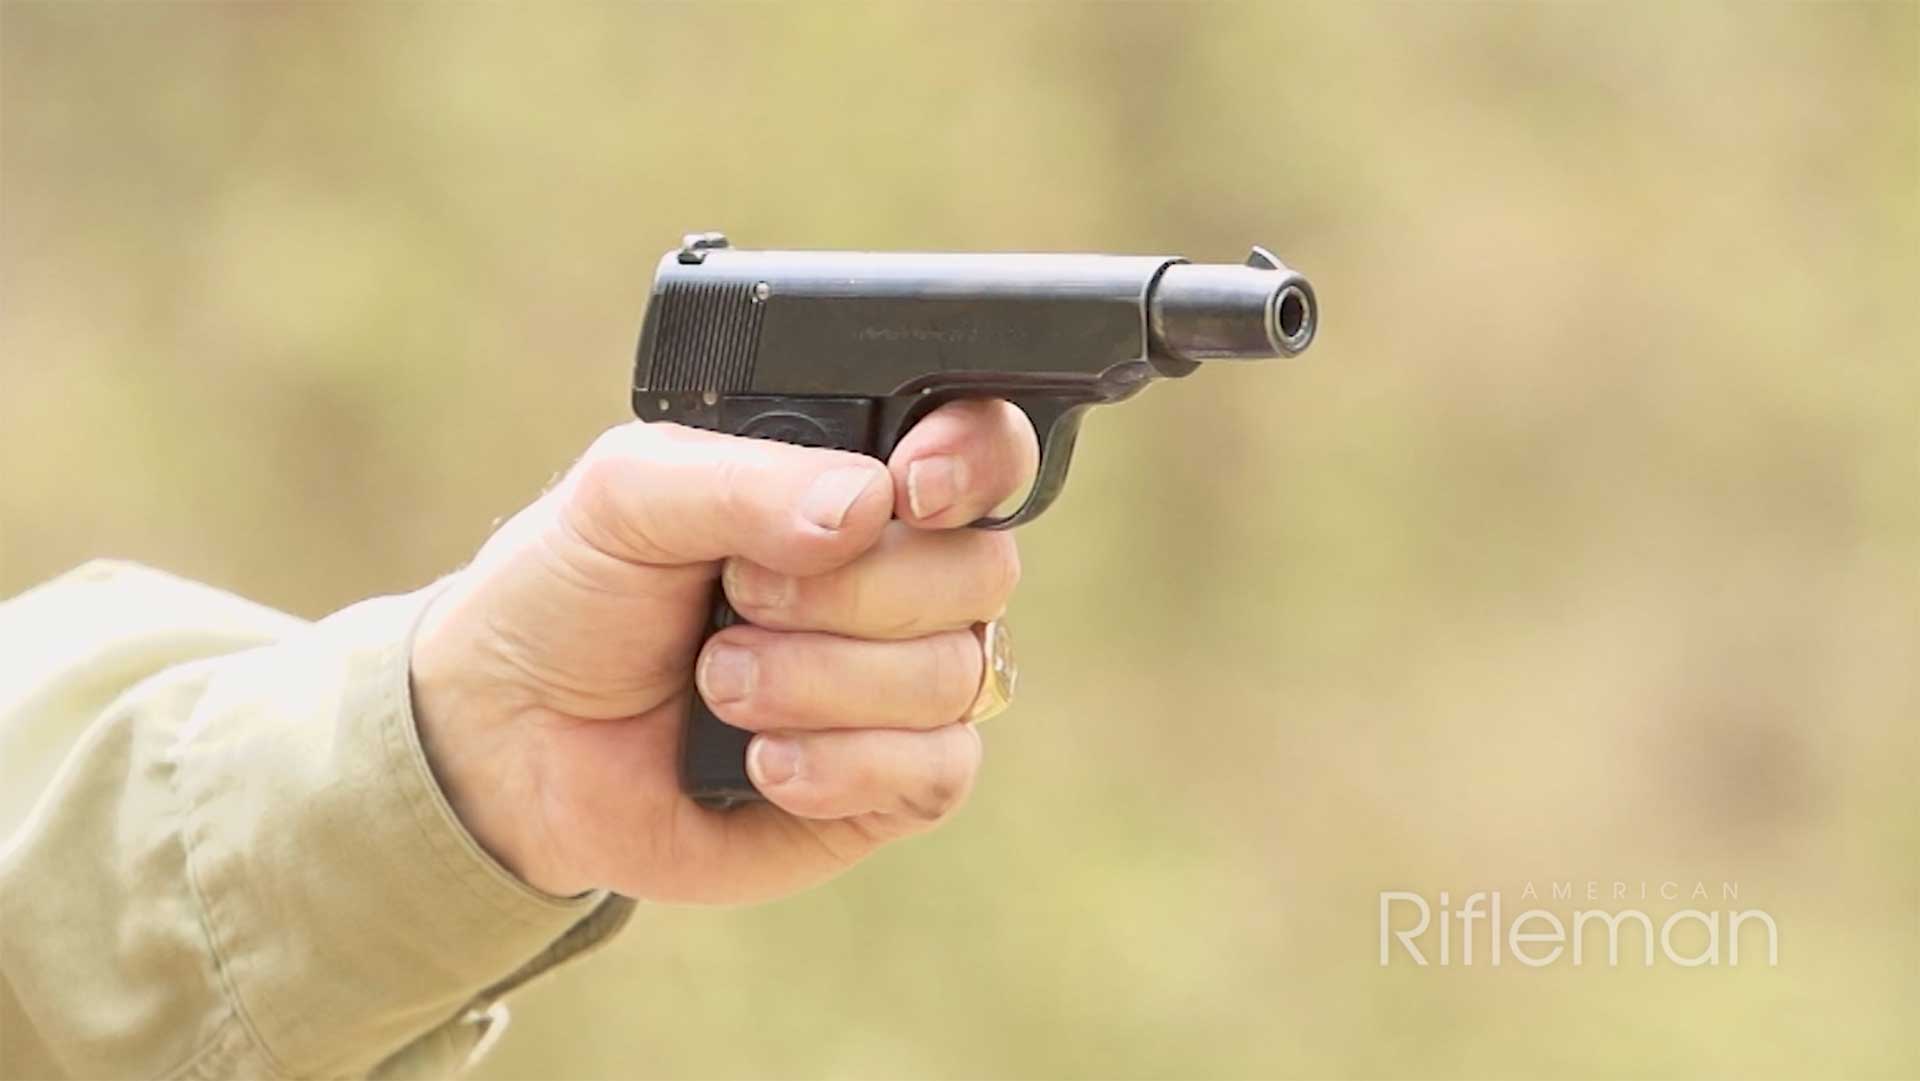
top-left (410, 584), bottom-right (588, 898)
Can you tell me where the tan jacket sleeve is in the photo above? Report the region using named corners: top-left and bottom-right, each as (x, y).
top-left (0, 562), bottom-right (634, 1080)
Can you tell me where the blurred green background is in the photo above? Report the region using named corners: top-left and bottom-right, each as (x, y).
top-left (3, 3), bottom-right (1915, 1078)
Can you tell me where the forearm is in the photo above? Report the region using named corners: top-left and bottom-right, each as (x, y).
top-left (0, 564), bottom-right (630, 1079)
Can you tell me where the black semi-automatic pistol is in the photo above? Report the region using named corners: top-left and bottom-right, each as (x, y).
top-left (632, 233), bottom-right (1318, 807)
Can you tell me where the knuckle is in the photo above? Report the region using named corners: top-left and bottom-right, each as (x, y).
top-left (572, 449), bottom-right (623, 503)
top-left (902, 726), bottom-right (979, 821)
top-left (990, 403), bottom-right (1038, 470)
top-left (564, 424), bottom-right (696, 562)
top-left (979, 532), bottom-right (1023, 610)
top-left (582, 420), bottom-right (643, 463)
top-left (934, 631), bottom-right (984, 719)
top-left (571, 426), bottom-right (638, 501)
top-left (564, 451), bottom-right (642, 555)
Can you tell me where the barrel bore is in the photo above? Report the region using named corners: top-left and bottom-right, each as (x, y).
top-left (1273, 283), bottom-right (1314, 353)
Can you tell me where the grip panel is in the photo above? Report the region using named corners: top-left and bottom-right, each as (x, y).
top-left (681, 598), bottom-right (759, 808)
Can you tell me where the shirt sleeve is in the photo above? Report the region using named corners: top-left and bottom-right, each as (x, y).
top-left (0, 562), bottom-right (634, 1080)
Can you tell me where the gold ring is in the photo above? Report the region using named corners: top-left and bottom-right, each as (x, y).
top-left (967, 618), bottom-right (1017, 723)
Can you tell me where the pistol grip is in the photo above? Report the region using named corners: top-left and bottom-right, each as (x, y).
top-left (675, 389), bottom-right (1097, 806)
top-left (682, 396), bottom-right (878, 809)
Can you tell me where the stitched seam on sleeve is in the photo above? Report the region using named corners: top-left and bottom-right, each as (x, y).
top-left (161, 1010), bottom-right (275, 1081)
top-left (164, 678), bottom-right (296, 1081)
top-left (155, 1007), bottom-right (231, 1080)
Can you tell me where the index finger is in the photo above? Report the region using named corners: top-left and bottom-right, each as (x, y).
top-left (886, 399), bottom-right (1041, 530)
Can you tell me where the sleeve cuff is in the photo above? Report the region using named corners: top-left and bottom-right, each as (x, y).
top-left (380, 587), bottom-right (605, 920)
top-left (170, 583), bottom-right (628, 1078)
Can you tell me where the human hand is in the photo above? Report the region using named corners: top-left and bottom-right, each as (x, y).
top-left (409, 401), bottom-right (1037, 902)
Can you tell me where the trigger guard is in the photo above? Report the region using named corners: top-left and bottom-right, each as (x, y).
top-left (969, 399), bottom-right (1094, 530)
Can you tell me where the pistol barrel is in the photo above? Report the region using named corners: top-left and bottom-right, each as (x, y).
top-left (1147, 253), bottom-right (1317, 361)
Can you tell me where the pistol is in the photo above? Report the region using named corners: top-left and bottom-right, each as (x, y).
top-left (632, 232), bottom-right (1318, 807)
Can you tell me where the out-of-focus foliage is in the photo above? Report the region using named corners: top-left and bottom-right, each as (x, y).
top-left (3, 3), bottom-right (1914, 1078)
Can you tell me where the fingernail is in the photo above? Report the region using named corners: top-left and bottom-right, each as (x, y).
top-left (801, 466), bottom-right (881, 531)
top-left (698, 645), bottom-right (756, 703)
top-left (723, 559), bottom-right (794, 610)
top-left (749, 737), bottom-right (802, 788)
top-left (907, 456), bottom-right (966, 520)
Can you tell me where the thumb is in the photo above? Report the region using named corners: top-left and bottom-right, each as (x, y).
top-left (559, 421), bottom-right (893, 575)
